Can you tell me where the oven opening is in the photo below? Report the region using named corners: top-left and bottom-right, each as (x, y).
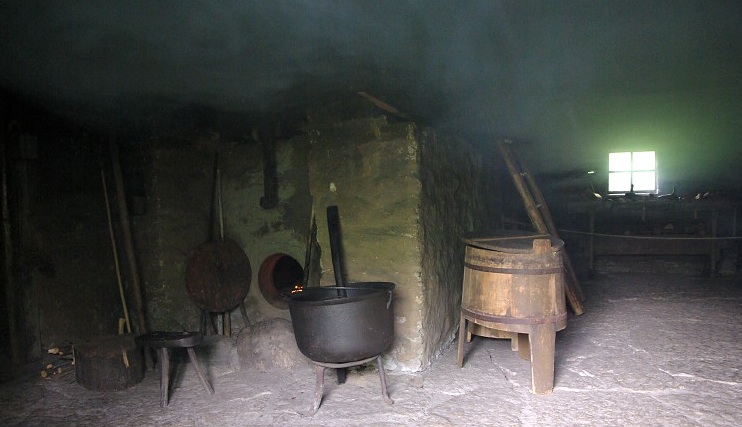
top-left (258, 253), bottom-right (304, 309)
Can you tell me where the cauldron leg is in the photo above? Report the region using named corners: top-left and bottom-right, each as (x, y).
top-left (336, 368), bottom-right (347, 384)
top-left (376, 357), bottom-right (394, 405)
top-left (311, 365), bottom-right (325, 415)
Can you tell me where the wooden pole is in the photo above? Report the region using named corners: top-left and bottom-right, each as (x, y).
top-left (101, 168), bottom-right (131, 333)
top-left (109, 136), bottom-right (148, 335)
top-left (496, 140), bottom-right (584, 315)
top-left (1, 138), bottom-right (21, 364)
top-left (217, 168), bottom-right (224, 242)
top-left (216, 166), bottom-right (231, 335)
top-left (508, 146), bottom-right (586, 302)
top-left (496, 140), bottom-right (548, 233)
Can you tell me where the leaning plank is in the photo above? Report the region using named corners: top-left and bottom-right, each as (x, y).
top-left (508, 144), bottom-right (586, 303)
top-left (496, 139), bottom-right (584, 315)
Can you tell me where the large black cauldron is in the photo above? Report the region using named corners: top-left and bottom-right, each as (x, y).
top-left (288, 282), bottom-right (395, 364)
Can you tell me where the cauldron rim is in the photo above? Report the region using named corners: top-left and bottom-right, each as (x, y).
top-left (287, 285), bottom-right (391, 306)
top-left (283, 282), bottom-right (396, 304)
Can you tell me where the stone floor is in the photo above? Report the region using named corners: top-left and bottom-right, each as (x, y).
top-left (1, 270), bottom-right (741, 426)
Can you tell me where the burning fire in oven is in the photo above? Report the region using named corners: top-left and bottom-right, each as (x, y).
top-left (291, 283), bottom-right (304, 294)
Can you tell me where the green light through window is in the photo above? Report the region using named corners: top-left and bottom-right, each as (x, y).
top-left (608, 151), bottom-right (656, 193)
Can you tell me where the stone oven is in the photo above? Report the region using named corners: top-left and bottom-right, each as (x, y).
top-left (128, 98), bottom-right (500, 372)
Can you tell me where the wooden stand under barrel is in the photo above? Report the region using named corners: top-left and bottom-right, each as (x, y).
top-left (457, 235), bottom-right (567, 394)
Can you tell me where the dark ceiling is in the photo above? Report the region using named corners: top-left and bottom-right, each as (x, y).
top-left (2, 1), bottom-right (741, 192)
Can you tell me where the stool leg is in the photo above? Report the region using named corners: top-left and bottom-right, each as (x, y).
top-left (202, 310), bottom-right (218, 335)
top-left (376, 357), bottom-right (394, 405)
top-left (311, 365), bottom-right (325, 415)
top-left (186, 347), bottom-right (214, 395)
top-left (457, 313), bottom-right (467, 367)
top-left (159, 348), bottom-right (170, 407)
top-left (209, 312), bottom-right (219, 335)
top-left (529, 323), bottom-right (557, 394)
top-left (186, 347), bottom-right (214, 394)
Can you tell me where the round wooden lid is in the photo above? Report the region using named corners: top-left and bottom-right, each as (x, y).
top-left (463, 233), bottom-right (564, 253)
top-left (186, 239), bottom-right (252, 312)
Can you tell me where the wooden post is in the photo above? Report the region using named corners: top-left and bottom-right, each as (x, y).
top-left (589, 212), bottom-right (595, 274)
top-left (1, 139), bottom-right (21, 364)
top-left (4, 130), bottom-right (42, 361)
top-left (710, 209), bottom-right (718, 276)
top-left (109, 136), bottom-right (148, 335)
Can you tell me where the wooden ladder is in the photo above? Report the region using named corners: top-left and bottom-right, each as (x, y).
top-left (497, 139), bottom-right (585, 315)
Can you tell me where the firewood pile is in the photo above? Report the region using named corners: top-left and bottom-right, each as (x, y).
top-left (40, 344), bottom-right (75, 381)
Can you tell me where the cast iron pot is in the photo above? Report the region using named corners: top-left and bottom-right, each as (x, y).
top-left (288, 282), bottom-right (395, 364)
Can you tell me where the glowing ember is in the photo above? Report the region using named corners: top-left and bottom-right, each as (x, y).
top-left (291, 284), bottom-right (304, 294)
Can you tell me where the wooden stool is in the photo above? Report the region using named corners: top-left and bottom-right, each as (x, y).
top-left (135, 332), bottom-right (214, 407)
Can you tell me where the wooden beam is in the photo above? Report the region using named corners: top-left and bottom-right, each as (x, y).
top-left (496, 139), bottom-right (584, 315)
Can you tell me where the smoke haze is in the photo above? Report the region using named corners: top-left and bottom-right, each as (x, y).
top-left (2, 1), bottom-right (741, 183)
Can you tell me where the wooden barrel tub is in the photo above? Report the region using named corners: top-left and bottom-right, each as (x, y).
top-left (457, 234), bottom-right (567, 394)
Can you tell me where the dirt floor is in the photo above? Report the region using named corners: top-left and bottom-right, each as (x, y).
top-left (1, 270), bottom-right (741, 426)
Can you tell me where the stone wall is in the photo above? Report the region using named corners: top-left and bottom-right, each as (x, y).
top-left (219, 136), bottom-right (312, 324)
top-left (134, 135), bottom-right (311, 332)
top-left (24, 135), bottom-right (119, 351)
top-left (134, 141), bottom-right (214, 331)
top-left (418, 130), bottom-right (500, 366)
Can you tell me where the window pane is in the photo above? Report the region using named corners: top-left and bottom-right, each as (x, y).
top-left (609, 152), bottom-right (631, 171)
top-left (609, 172), bottom-right (631, 192)
top-left (633, 171), bottom-right (656, 192)
top-left (633, 151), bottom-right (655, 170)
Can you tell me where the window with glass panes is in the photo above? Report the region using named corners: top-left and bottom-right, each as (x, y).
top-left (608, 151), bottom-right (656, 194)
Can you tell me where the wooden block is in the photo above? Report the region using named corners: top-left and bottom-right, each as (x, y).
top-left (75, 334), bottom-right (144, 392)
